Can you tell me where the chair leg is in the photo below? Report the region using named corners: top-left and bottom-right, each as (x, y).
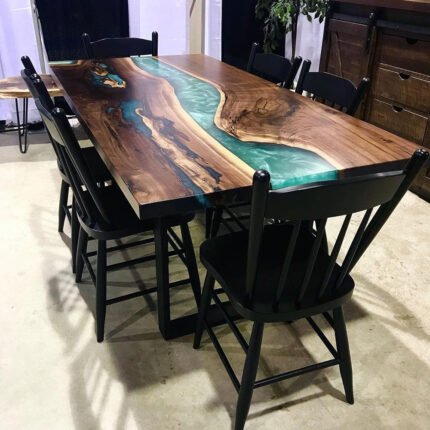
top-left (71, 199), bottom-right (78, 274)
top-left (235, 321), bottom-right (264, 430)
top-left (210, 206), bottom-right (223, 238)
top-left (96, 239), bottom-right (107, 343)
top-left (333, 307), bottom-right (354, 404)
top-left (180, 222), bottom-right (201, 305)
top-left (58, 180), bottom-right (69, 233)
top-left (75, 226), bottom-right (88, 283)
top-left (205, 208), bottom-right (214, 239)
top-left (155, 218), bottom-right (171, 340)
top-left (193, 273), bottom-right (215, 349)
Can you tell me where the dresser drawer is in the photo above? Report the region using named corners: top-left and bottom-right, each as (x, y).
top-left (373, 67), bottom-right (430, 113)
top-left (368, 98), bottom-right (428, 143)
top-left (379, 34), bottom-right (430, 76)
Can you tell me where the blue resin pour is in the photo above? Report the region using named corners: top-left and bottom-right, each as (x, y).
top-left (130, 57), bottom-right (338, 190)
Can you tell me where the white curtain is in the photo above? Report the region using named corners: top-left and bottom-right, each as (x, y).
top-left (128, 0), bottom-right (189, 55)
top-left (286, 14), bottom-right (325, 72)
top-left (0, 0), bottom-right (45, 123)
top-left (203, 3), bottom-right (324, 67)
top-left (204, 0), bottom-right (222, 59)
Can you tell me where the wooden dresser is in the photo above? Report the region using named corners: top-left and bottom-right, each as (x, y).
top-left (320, 0), bottom-right (430, 200)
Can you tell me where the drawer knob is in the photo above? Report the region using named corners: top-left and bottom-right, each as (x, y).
top-left (399, 73), bottom-right (410, 80)
top-left (392, 105), bottom-right (404, 113)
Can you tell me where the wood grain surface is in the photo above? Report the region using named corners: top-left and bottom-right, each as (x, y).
top-left (51, 55), bottom-right (419, 219)
top-left (0, 74), bottom-right (62, 99)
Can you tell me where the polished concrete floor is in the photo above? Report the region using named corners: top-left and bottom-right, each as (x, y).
top-left (1, 133), bottom-right (429, 430)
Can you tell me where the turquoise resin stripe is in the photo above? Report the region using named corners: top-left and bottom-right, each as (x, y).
top-left (132, 57), bottom-right (338, 190)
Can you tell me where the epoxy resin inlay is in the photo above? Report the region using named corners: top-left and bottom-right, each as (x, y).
top-left (132, 57), bottom-right (338, 190)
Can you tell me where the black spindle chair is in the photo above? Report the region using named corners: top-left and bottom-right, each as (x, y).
top-left (21, 72), bottom-right (112, 274)
top-left (194, 149), bottom-right (428, 430)
top-left (247, 42), bottom-right (302, 89)
top-left (21, 69), bottom-right (72, 230)
top-left (35, 101), bottom-right (201, 342)
top-left (82, 32), bottom-right (158, 59)
top-left (296, 60), bottom-right (370, 115)
top-left (21, 56), bottom-right (75, 116)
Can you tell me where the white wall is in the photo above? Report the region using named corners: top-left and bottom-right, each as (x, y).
top-left (129, 0), bottom-right (189, 55)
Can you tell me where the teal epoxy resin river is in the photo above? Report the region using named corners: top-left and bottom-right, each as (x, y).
top-left (132, 57), bottom-right (338, 190)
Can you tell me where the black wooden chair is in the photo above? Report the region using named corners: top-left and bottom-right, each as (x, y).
top-left (21, 56), bottom-right (75, 116)
top-left (36, 101), bottom-right (201, 342)
top-left (21, 69), bottom-right (72, 231)
top-left (82, 32), bottom-right (158, 59)
top-left (194, 149), bottom-right (428, 430)
top-left (21, 71), bottom-right (112, 276)
top-left (247, 42), bottom-right (302, 89)
top-left (296, 60), bottom-right (370, 115)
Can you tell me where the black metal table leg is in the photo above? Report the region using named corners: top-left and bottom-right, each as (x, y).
top-left (154, 217), bottom-right (242, 340)
top-left (155, 217), bottom-right (171, 339)
top-left (15, 98), bottom-right (29, 154)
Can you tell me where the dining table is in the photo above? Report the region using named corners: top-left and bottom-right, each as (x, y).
top-left (50, 54), bottom-right (419, 339)
top-left (0, 74), bottom-right (62, 153)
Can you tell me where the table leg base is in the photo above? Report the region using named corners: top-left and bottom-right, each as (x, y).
top-left (161, 302), bottom-right (241, 340)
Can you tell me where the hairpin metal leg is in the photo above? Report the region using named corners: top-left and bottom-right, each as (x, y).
top-left (16, 98), bottom-right (29, 154)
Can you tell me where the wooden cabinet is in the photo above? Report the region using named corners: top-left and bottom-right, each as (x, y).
top-left (368, 98), bottom-right (429, 143)
top-left (322, 19), bottom-right (372, 83)
top-left (320, 0), bottom-right (430, 201)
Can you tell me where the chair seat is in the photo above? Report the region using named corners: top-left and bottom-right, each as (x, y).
top-left (79, 183), bottom-right (194, 239)
top-left (200, 224), bottom-right (354, 322)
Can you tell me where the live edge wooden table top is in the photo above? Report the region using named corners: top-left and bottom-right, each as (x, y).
top-left (0, 74), bottom-right (62, 99)
top-left (51, 54), bottom-right (419, 219)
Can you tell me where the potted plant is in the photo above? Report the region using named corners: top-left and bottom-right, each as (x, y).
top-left (256, 0), bottom-right (329, 59)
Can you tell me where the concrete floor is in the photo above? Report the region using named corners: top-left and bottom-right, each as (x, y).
top-left (1, 132), bottom-right (429, 430)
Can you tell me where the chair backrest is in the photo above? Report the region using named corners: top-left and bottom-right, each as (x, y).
top-left (82, 32), bottom-right (158, 59)
top-left (245, 149), bottom-right (428, 309)
top-left (247, 43), bottom-right (302, 89)
top-left (20, 70), bottom-right (55, 111)
top-left (21, 72), bottom-right (65, 164)
top-left (296, 60), bottom-right (370, 115)
top-left (21, 56), bottom-right (37, 75)
top-left (34, 100), bottom-right (112, 229)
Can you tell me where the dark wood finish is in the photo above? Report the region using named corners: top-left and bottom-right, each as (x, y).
top-left (51, 55), bottom-right (420, 219)
top-left (194, 149), bottom-right (428, 429)
top-left (82, 32), bottom-right (158, 59)
top-left (321, 1), bottom-right (430, 199)
top-left (162, 56), bottom-right (415, 170)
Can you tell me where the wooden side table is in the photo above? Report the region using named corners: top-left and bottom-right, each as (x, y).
top-left (0, 74), bottom-right (62, 153)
